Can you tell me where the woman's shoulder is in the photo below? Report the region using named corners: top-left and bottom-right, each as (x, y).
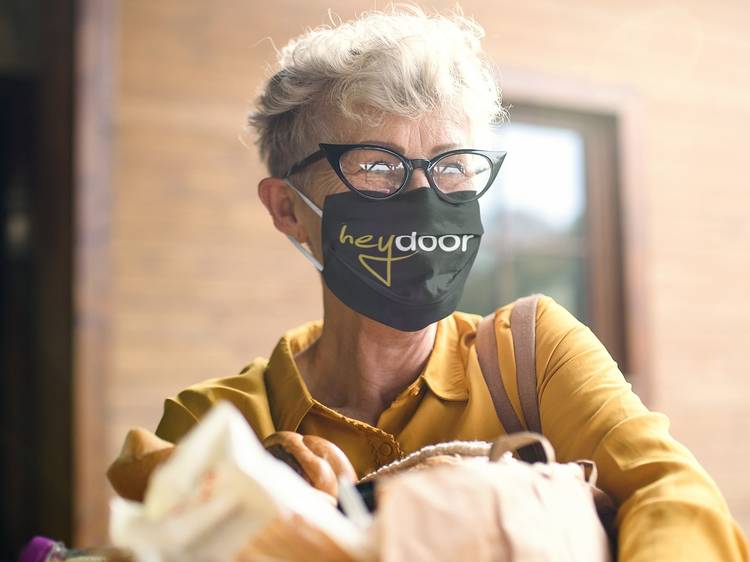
top-left (454, 294), bottom-right (595, 388)
top-left (155, 357), bottom-right (275, 443)
top-left (455, 293), bottom-right (583, 335)
top-left (178, 356), bottom-right (270, 400)
top-left (495, 294), bottom-right (597, 374)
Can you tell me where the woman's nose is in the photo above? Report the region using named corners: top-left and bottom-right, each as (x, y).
top-left (406, 166), bottom-right (430, 189)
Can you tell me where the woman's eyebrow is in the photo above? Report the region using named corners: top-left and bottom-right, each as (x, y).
top-left (356, 140), bottom-right (462, 155)
top-left (356, 139), bottom-right (405, 152)
top-left (430, 142), bottom-right (462, 153)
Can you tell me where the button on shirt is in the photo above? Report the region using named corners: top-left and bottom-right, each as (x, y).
top-left (154, 295), bottom-right (749, 562)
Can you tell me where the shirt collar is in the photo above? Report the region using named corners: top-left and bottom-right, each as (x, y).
top-left (265, 320), bottom-right (319, 432)
top-left (264, 315), bottom-right (470, 432)
top-left (420, 314), bottom-right (470, 401)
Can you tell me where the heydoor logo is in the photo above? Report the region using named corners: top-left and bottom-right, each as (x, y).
top-left (338, 224), bottom-right (475, 287)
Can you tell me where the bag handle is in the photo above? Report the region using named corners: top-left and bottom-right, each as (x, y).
top-left (577, 459), bottom-right (599, 486)
top-left (489, 435), bottom-right (602, 487)
top-left (476, 294), bottom-right (545, 463)
top-left (489, 431), bottom-right (555, 464)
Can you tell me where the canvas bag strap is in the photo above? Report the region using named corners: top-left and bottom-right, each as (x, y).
top-left (510, 294), bottom-right (543, 434)
top-left (476, 294), bottom-right (544, 463)
top-left (476, 314), bottom-right (524, 435)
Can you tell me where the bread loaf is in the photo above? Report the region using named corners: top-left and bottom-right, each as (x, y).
top-left (263, 431), bottom-right (356, 498)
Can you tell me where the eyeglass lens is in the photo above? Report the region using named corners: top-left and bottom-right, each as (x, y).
top-left (339, 147), bottom-right (493, 201)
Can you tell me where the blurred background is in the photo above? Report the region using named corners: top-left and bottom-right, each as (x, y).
top-left (1, 0), bottom-right (749, 558)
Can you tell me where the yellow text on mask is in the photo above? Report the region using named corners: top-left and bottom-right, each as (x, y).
top-left (338, 224), bottom-right (415, 287)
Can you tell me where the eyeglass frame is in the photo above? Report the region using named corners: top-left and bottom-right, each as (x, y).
top-left (283, 142), bottom-right (507, 204)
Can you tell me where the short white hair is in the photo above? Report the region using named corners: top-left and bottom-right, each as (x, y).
top-left (247, 4), bottom-right (507, 179)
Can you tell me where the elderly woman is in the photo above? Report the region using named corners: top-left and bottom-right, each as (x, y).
top-left (151, 6), bottom-right (747, 562)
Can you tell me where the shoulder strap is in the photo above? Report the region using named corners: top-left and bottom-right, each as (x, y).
top-left (510, 294), bottom-right (542, 434)
top-left (476, 294), bottom-right (544, 463)
top-left (476, 315), bottom-right (524, 434)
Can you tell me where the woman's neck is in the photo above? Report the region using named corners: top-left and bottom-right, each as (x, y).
top-left (295, 286), bottom-right (437, 426)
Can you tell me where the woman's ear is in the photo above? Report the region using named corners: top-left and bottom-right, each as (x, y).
top-left (258, 177), bottom-right (310, 244)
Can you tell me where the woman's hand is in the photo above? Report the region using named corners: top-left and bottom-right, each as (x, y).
top-left (262, 431), bottom-right (357, 500)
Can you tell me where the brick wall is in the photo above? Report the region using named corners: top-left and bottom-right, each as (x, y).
top-left (102, 0), bottom-right (750, 539)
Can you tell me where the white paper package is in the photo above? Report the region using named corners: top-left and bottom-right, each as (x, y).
top-left (109, 401), bottom-right (376, 562)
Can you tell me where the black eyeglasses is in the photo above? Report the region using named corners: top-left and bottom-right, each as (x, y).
top-left (284, 143), bottom-right (507, 204)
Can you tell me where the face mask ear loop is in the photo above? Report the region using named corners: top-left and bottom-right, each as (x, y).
top-left (284, 178), bottom-right (322, 218)
top-left (286, 234), bottom-right (323, 272)
top-left (283, 178), bottom-right (324, 271)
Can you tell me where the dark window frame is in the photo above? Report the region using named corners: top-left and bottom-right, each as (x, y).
top-left (489, 101), bottom-right (629, 373)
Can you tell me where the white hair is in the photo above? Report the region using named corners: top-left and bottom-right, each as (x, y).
top-left (247, 4), bottom-right (507, 179)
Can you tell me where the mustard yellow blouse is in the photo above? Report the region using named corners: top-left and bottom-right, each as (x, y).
top-left (155, 295), bottom-right (749, 562)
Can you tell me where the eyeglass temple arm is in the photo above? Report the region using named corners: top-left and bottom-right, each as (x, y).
top-left (284, 149), bottom-right (326, 177)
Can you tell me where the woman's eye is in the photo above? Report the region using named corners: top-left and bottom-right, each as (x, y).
top-left (361, 161), bottom-right (401, 173)
top-left (435, 162), bottom-right (467, 175)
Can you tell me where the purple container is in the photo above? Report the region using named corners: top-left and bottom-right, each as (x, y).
top-left (17, 536), bottom-right (58, 562)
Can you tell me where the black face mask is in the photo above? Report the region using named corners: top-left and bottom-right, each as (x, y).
top-left (285, 185), bottom-right (484, 332)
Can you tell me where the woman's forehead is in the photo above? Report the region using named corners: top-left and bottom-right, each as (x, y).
top-left (341, 113), bottom-right (474, 156)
